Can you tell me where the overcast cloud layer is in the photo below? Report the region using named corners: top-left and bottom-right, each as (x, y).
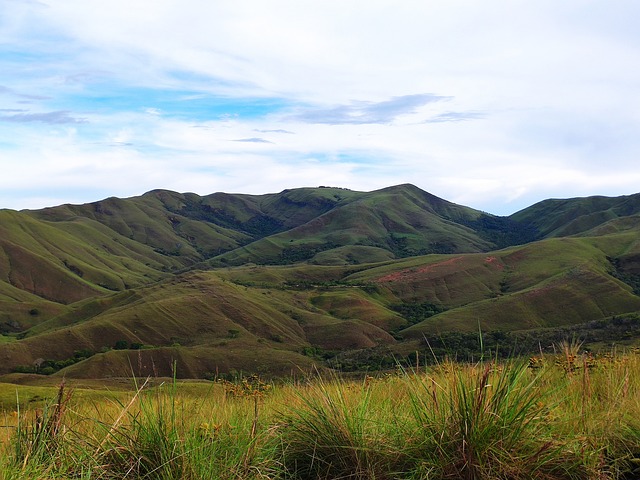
top-left (1, 1), bottom-right (639, 215)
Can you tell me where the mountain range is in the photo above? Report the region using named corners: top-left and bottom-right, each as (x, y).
top-left (1, 184), bottom-right (639, 380)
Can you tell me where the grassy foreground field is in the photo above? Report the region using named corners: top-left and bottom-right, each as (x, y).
top-left (1, 347), bottom-right (640, 479)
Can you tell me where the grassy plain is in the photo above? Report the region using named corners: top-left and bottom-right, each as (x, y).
top-left (2, 347), bottom-right (640, 479)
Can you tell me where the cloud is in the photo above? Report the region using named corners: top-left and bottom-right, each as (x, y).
top-left (232, 137), bottom-right (273, 144)
top-left (1, 1), bottom-right (640, 216)
top-left (0, 110), bottom-right (88, 124)
top-left (64, 71), bottom-right (107, 84)
top-left (291, 94), bottom-right (450, 125)
top-left (0, 85), bottom-right (50, 101)
top-left (254, 129), bottom-right (294, 134)
top-left (426, 111), bottom-right (486, 123)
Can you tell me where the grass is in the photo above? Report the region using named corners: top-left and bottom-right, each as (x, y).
top-left (403, 361), bottom-right (587, 479)
top-left (276, 374), bottom-right (410, 479)
top-left (2, 350), bottom-right (640, 478)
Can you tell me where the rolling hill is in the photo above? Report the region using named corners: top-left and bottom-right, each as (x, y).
top-left (1, 184), bottom-right (639, 379)
top-left (510, 192), bottom-right (640, 238)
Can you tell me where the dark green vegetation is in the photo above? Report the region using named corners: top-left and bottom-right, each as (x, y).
top-left (1, 184), bottom-right (640, 379)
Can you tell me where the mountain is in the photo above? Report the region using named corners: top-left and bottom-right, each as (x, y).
top-left (1, 185), bottom-right (639, 379)
top-left (207, 184), bottom-right (518, 266)
top-left (0, 184), bottom-right (525, 325)
top-left (510, 192), bottom-right (640, 238)
top-left (510, 192), bottom-right (640, 290)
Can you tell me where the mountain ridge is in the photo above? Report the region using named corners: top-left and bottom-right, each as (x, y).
top-left (1, 184), bottom-right (639, 379)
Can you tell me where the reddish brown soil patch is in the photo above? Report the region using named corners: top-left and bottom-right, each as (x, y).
top-left (484, 256), bottom-right (505, 270)
top-left (376, 256), bottom-right (464, 283)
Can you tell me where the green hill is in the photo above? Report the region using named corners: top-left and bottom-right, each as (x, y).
top-left (207, 184), bottom-right (530, 266)
top-left (1, 185), bottom-right (639, 379)
top-left (0, 183), bottom-right (524, 328)
top-left (509, 192), bottom-right (640, 238)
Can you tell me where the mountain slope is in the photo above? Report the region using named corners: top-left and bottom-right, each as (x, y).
top-left (208, 184), bottom-right (522, 266)
top-left (0, 269), bottom-right (397, 377)
top-left (2, 231), bottom-right (640, 378)
top-left (1, 185), bottom-right (640, 379)
top-left (0, 209), bottom-right (179, 330)
top-left (510, 192), bottom-right (640, 238)
top-left (0, 184), bottom-right (522, 315)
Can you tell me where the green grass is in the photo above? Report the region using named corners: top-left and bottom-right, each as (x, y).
top-left (4, 352), bottom-right (640, 478)
top-left (402, 361), bottom-right (587, 479)
top-left (276, 376), bottom-right (406, 479)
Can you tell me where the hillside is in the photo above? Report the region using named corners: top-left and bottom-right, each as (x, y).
top-left (0, 184), bottom-right (525, 330)
top-left (207, 184), bottom-right (506, 266)
top-left (0, 185), bottom-right (639, 379)
top-left (510, 192), bottom-right (640, 238)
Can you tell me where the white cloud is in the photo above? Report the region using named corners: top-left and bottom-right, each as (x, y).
top-left (0, 1), bottom-right (639, 215)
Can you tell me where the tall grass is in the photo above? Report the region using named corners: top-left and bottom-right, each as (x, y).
top-left (275, 375), bottom-right (409, 479)
top-left (403, 360), bottom-right (587, 479)
top-left (2, 350), bottom-right (640, 478)
top-left (7, 381), bottom-right (75, 479)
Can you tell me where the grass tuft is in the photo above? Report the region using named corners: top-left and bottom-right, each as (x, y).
top-left (403, 360), bottom-right (588, 479)
top-left (11, 381), bottom-right (73, 472)
top-left (276, 375), bottom-right (408, 479)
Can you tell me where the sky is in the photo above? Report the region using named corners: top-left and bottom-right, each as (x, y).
top-left (1, 1), bottom-right (639, 215)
